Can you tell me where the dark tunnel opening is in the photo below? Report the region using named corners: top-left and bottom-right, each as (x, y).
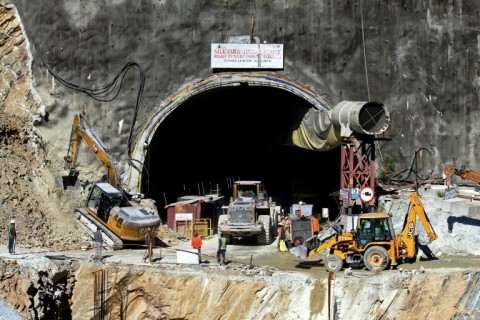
top-left (142, 85), bottom-right (341, 225)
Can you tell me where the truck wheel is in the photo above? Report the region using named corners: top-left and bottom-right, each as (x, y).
top-left (257, 215), bottom-right (271, 245)
top-left (325, 255), bottom-right (343, 272)
top-left (364, 246), bottom-right (390, 271)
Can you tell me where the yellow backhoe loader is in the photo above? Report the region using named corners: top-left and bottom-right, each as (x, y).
top-left (290, 192), bottom-right (438, 272)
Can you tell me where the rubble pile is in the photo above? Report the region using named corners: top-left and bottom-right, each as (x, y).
top-left (0, 113), bottom-right (82, 251)
top-left (0, 115), bottom-right (52, 248)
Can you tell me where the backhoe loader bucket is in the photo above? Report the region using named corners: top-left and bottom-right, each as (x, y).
top-left (290, 244), bottom-right (308, 259)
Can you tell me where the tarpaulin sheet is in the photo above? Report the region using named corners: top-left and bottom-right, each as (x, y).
top-left (291, 108), bottom-right (341, 152)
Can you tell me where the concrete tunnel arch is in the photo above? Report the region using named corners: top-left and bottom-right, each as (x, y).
top-left (124, 72), bottom-right (388, 220)
top-left (126, 72), bottom-right (333, 188)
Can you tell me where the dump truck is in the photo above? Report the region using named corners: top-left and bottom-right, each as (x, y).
top-left (62, 113), bottom-right (161, 249)
top-left (218, 180), bottom-right (280, 245)
top-left (290, 192), bottom-right (438, 272)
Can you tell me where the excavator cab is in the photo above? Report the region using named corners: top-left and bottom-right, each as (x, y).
top-left (356, 214), bottom-right (395, 248)
top-left (86, 183), bottom-right (123, 222)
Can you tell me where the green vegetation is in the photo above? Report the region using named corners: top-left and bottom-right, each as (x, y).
top-left (379, 155), bottom-right (396, 184)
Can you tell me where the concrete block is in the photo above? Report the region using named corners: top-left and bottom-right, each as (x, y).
top-left (433, 198), bottom-right (444, 209)
top-left (457, 188), bottom-right (480, 199)
top-left (429, 185), bottom-right (447, 196)
top-left (441, 198), bottom-right (466, 213)
top-left (450, 201), bottom-right (480, 217)
top-left (176, 249), bottom-right (200, 264)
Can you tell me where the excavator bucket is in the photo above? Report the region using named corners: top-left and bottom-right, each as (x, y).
top-left (56, 170), bottom-right (81, 191)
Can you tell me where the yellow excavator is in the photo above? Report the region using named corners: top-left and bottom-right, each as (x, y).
top-left (62, 113), bottom-right (161, 249)
top-left (444, 163), bottom-right (480, 190)
top-left (290, 193), bottom-right (438, 272)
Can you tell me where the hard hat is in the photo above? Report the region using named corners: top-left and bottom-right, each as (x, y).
top-left (10, 219), bottom-right (15, 224)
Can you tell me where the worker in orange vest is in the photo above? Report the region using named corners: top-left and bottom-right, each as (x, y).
top-left (191, 232), bottom-right (203, 264)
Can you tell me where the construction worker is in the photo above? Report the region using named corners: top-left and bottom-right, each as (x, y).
top-left (7, 220), bottom-right (16, 254)
top-left (217, 234), bottom-right (227, 265)
top-left (143, 228), bottom-right (155, 263)
top-left (278, 217), bottom-right (287, 251)
top-left (94, 227), bottom-right (103, 255)
top-left (191, 232), bottom-right (203, 264)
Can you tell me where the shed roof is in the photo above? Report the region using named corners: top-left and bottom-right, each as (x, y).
top-left (164, 194), bottom-right (224, 208)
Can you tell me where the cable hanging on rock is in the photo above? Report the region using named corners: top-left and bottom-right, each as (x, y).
top-left (390, 147), bottom-right (435, 191)
top-left (43, 61), bottom-right (144, 159)
top-left (16, 9), bottom-right (147, 183)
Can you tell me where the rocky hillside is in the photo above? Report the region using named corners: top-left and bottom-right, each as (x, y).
top-left (0, 4), bottom-right (85, 251)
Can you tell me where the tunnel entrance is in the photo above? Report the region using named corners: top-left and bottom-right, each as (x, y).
top-left (141, 84), bottom-right (340, 223)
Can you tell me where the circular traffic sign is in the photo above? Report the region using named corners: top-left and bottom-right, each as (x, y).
top-left (360, 187), bottom-right (374, 203)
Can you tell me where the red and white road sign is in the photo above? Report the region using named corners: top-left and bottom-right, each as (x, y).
top-left (360, 187), bottom-right (374, 203)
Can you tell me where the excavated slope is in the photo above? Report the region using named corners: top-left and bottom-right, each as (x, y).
top-left (68, 264), bottom-right (479, 320)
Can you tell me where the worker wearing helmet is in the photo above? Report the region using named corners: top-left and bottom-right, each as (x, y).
top-left (7, 220), bottom-right (16, 254)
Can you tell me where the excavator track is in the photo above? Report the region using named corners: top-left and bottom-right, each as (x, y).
top-left (74, 208), bottom-right (124, 250)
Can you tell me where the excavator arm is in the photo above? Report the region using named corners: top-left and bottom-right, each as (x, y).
top-left (397, 193), bottom-right (438, 258)
top-left (444, 164), bottom-right (480, 184)
top-left (64, 113), bottom-right (122, 190)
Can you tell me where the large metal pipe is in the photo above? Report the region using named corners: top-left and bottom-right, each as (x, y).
top-left (330, 101), bottom-right (390, 137)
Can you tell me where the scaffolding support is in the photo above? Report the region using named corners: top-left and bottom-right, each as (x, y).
top-left (339, 135), bottom-right (376, 217)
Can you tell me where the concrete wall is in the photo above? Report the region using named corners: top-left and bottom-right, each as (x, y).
top-left (9, 0), bottom-right (480, 173)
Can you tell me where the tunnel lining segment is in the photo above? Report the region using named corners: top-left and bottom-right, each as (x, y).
top-left (125, 72), bottom-right (332, 193)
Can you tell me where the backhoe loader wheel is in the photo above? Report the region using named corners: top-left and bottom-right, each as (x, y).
top-left (325, 255), bottom-right (343, 272)
top-left (364, 246), bottom-right (390, 271)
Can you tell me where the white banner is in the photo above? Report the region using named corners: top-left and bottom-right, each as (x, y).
top-left (176, 213), bottom-right (193, 221)
top-left (211, 43), bottom-right (284, 69)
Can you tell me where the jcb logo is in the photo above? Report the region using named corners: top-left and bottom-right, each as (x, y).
top-left (407, 222), bottom-right (414, 238)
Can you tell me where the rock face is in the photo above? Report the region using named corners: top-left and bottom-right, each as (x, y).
top-left (71, 264), bottom-right (318, 320)
top-left (332, 269), bottom-right (480, 320)
top-left (0, 3), bottom-right (86, 252)
top-left (67, 264), bottom-right (479, 320)
top-left (0, 257), bottom-right (77, 319)
top-left (0, 256), bottom-right (477, 319)
top-left (0, 3), bottom-right (38, 119)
